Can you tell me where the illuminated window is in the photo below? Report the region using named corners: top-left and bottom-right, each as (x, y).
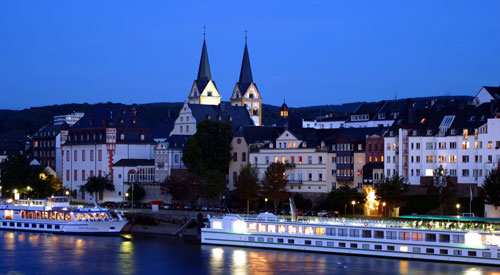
top-left (248, 223), bottom-right (257, 232)
top-left (212, 221), bottom-right (222, 229)
top-left (274, 156), bottom-right (279, 163)
top-left (488, 141), bottom-right (493, 149)
top-left (425, 169), bottom-right (434, 176)
top-left (304, 226), bottom-right (313, 235)
top-left (258, 224), bottom-right (266, 233)
top-left (287, 225), bottom-right (297, 234)
top-left (281, 156), bottom-right (286, 164)
top-left (315, 227), bottom-right (325, 235)
top-left (267, 225), bottom-right (276, 233)
top-left (278, 225), bottom-right (286, 233)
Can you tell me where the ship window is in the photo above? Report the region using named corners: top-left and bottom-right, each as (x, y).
top-left (2, 222), bottom-right (6, 226)
top-left (267, 225), bottom-right (276, 233)
top-left (315, 227), bottom-right (325, 235)
top-left (362, 230), bottom-right (372, 238)
top-left (315, 241), bottom-right (322, 246)
top-left (24, 223), bottom-right (29, 228)
top-left (31, 223), bottom-right (36, 228)
top-left (39, 224), bottom-right (44, 229)
top-left (10, 222), bottom-right (14, 227)
top-left (426, 248), bottom-right (435, 254)
top-left (258, 224), bottom-right (266, 233)
top-left (386, 231), bottom-right (397, 240)
top-left (468, 251), bottom-right (476, 257)
top-left (288, 225), bottom-right (297, 234)
top-left (55, 225), bottom-right (60, 229)
top-left (47, 224), bottom-right (52, 229)
top-left (277, 238), bottom-right (284, 243)
top-left (412, 232), bottom-right (423, 241)
top-left (258, 237), bottom-right (264, 242)
top-left (452, 235), bottom-right (464, 244)
top-left (248, 237), bottom-right (255, 242)
top-left (304, 226), bottom-right (313, 235)
top-left (453, 250), bottom-right (462, 256)
top-left (425, 233), bottom-right (436, 242)
top-left (17, 223), bottom-right (21, 227)
top-left (374, 231), bottom-right (384, 239)
top-left (482, 252), bottom-right (491, 258)
top-left (248, 223), bottom-right (257, 232)
top-left (374, 245), bottom-right (382, 250)
top-left (278, 225), bottom-right (286, 233)
top-left (287, 239), bottom-right (295, 244)
top-left (387, 245), bottom-right (395, 251)
top-left (327, 242), bottom-right (334, 247)
top-left (267, 238), bottom-right (273, 243)
top-left (439, 234), bottom-right (450, 243)
top-left (305, 240), bottom-right (312, 245)
top-left (399, 232), bottom-right (410, 240)
top-left (338, 228), bottom-right (348, 237)
top-left (350, 243), bottom-right (358, 249)
top-left (349, 229), bottom-right (360, 237)
top-left (439, 249), bottom-right (448, 255)
top-left (413, 247), bottom-right (421, 253)
top-left (362, 244), bottom-right (370, 249)
top-left (326, 228), bottom-right (336, 236)
top-left (339, 242), bottom-right (346, 248)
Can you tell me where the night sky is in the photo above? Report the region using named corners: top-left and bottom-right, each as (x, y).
top-left (1, 1), bottom-right (499, 109)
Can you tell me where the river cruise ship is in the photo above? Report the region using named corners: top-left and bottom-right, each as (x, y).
top-left (0, 197), bottom-right (127, 235)
top-left (202, 213), bottom-right (500, 265)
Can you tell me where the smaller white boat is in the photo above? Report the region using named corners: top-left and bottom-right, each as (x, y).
top-left (0, 196), bottom-right (127, 235)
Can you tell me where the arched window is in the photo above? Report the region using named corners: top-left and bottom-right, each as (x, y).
top-left (127, 170), bottom-right (136, 182)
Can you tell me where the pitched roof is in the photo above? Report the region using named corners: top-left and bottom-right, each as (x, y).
top-left (238, 42), bottom-right (254, 93)
top-left (113, 159), bottom-right (154, 167)
top-left (240, 126), bottom-right (284, 144)
top-left (166, 135), bottom-right (190, 149)
top-left (69, 103), bottom-right (150, 129)
top-left (33, 123), bottom-right (68, 139)
top-left (152, 119), bottom-right (175, 140)
top-left (188, 102), bottom-right (254, 130)
top-left (484, 86), bottom-right (500, 100)
top-left (196, 39), bottom-right (212, 92)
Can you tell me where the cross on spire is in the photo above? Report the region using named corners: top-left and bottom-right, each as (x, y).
top-left (203, 25), bottom-right (206, 40)
top-left (244, 29), bottom-right (248, 43)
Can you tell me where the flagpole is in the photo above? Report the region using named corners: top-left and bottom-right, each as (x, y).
top-left (469, 186), bottom-right (472, 214)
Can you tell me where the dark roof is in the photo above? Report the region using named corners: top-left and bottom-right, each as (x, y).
top-left (166, 135), bottom-right (190, 149)
top-left (484, 86), bottom-right (500, 100)
top-left (240, 126), bottom-right (285, 144)
top-left (188, 102), bottom-right (254, 130)
top-left (113, 159), bottom-right (154, 167)
top-left (0, 132), bottom-right (30, 155)
top-left (237, 42), bottom-right (254, 93)
top-left (69, 103), bottom-right (150, 129)
top-left (196, 39), bottom-right (212, 92)
top-left (33, 123), bottom-right (68, 139)
top-left (152, 119), bottom-right (175, 140)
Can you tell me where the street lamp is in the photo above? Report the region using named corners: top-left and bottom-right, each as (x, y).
top-left (65, 190), bottom-right (70, 196)
top-left (351, 200), bottom-right (356, 215)
top-left (13, 189), bottom-right (19, 200)
top-left (456, 203), bottom-right (461, 215)
top-left (382, 202), bottom-right (386, 216)
top-left (265, 198), bottom-right (268, 211)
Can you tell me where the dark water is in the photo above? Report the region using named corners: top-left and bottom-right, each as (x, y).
top-left (0, 231), bottom-right (498, 275)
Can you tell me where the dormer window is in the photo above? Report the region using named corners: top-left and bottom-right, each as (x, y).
top-left (249, 93), bottom-right (254, 98)
top-left (120, 133), bottom-right (125, 140)
top-left (120, 119), bottom-right (124, 124)
top-left (140, 133), bottom-right (145, 141)
top-left (207, 92), bottom-right (213, 97)
top-left (132, 119), bottom-right (136, 124)
top-left (427, 129), bottom-right (432, 136)
top-left (180, 117), bottom-right (183, 122)
top-left (302, 142), bottom-right (307, 147)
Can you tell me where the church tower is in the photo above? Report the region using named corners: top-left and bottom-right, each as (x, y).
top-left (230, 37), bottom-right (262, 126)
top-left (188, 36), bottom-right (221, 105)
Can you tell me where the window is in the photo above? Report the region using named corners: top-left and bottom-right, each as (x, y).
top-left (242, 152), bottom-right (246, 162)
top-left (462, 141), bottom-right (470, 149)
top-left (426, 142), bottom-right (434, 150)
top-left (416, 156), bottom-right (420, 163)
top-left (449, 155), bottom-right (457, 163)
top-left (338, 242), bottom-right (346, 248)
top-left (326, 228), bottom-right (336, 236)
top-left (327, 242), bottom-right (334, 247)
top-left (387, 245), bottom-right (395, 251)
top-left (450, 169), bottom-right (457, 177)
top-left (439, 249), bottom-right (448, 255)
top-left (318, 172), bottom-right (323, 181)
top-left (375, 245), bottom-right (382, 250)
top-left (425, 233), bottom-right (436, 242)
top-left (374, 231), bottom-right (384, 239)
top-left (426, 248), bottom-right (435, 254)
top-left (468, 251), bottom-right (476, 257)
top-left (350, 243), bottom-right (358, 249)
top-left (74, 150), bottom-right (77, 161)
top-left (287, 239), bottom-right (295, 244)
top-left (81, 170), bottom-right (86, 181)
top-left (362, 230), bottom-right (372, 238)
top-left (338, 228), bottom-right (348, 237)
top-left (454, 250), bottom-right (462, 256)
top-left (318, 156), bottom-right (323, 164)
top-left (233, 153), bottom-right (237, 162)
top-left (386, 231), bottom-right (397, 240)
top-left (462, 169), bottom-right (469, 177)
top-left (265, 156), bottom-right (269, 164)
top-left (462, 155), bottom-right (469, 163)
top-left (439, 234), bottom-right (450, 243)
top-left (452, 235), bottom-right (464, 244)
top-left (412, 232), bottom-right (423, 241)
top-left (308, 172), bottom-right (312, 181)
top-left (66, 170), bottom-right (70, 181)
top-left (482, 252), bottom-right (491, 258)
top-left (488, 141), bottom-right (493, 149)
top-left (74, 170), bottom-right (78, 181)
top-left (399, 232), bottom-right (410, 240)
top-left (98, 150), bottom-right (102, 161)
top-left (90, 150), bottom-right (94, 161)
top-left (426, 156), bottom-right (434, 163)
top-left (308, 156), bottom-right (312, 164)
top-left (450, 142), bottom-right (456, 149)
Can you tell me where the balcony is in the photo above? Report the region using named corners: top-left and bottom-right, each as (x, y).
top-left (287, 180), bottom-right (303, 185)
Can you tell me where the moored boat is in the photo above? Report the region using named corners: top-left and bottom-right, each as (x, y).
top-left (0, 196), bottom-right (127, 235)
top-left (202, 212), bottom-right (500, 265)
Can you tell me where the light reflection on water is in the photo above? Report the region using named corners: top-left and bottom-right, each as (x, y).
top-left (1, 231), bottom-right (500, 275)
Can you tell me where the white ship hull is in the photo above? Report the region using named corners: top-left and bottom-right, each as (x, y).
top-left (0, 218), bottom-right (128, 235)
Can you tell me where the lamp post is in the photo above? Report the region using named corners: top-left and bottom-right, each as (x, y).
top-left (65, 190), bottom-right (70, 196)
top-left (265, 198), bottom-right (268, 211)
top-left (382, 202), bottom-right (386, 217)
top-left (456, 203), bottom-right (461, 215)
top-left (13, 189), bottom-right (19, 200)
top-left (351, 200), bottom-right (356, 215)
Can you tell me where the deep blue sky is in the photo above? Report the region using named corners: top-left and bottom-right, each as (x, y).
top-left (1, 1), bottom-right (500, 110)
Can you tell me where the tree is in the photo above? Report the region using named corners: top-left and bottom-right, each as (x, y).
top-left (161, 170), bottom-right (202, 205)
top-left (234, 164), bottom-right (259, 214)
top-left (126, 185), bottom-right (146, 202)
top-left (79, 176), bottom-right (114, 200)
top-left (28, 165), bottom-right (62, 198)
top-left (481, 168), bottom-right (500, 209)
top-left (375, 173), bottom-right (409, 216)
top-left (0, 155), bottom-right (31, 197)
top-left (322, 185), bottom-right (365, 214)
top-left (261, 162), bottom-right (288, 214)
top-left (182, 120), bottom-right (233, 203)
top-left (424, 165), bottom-right (456, 215)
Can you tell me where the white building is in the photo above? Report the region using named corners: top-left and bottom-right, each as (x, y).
top-left (62, 104), bottom-right (154, 202)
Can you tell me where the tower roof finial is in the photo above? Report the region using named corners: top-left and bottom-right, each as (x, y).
top-left (203, 25), bottom-right (206, 40)
top-left (244, 29), bottom-right (248, 43)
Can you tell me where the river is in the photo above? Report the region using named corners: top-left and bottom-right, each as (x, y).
top-left (0, 231), bottom-right (498, 274)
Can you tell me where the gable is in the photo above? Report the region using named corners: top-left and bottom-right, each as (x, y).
top-left (242, 83), bottom-right (260, 99)
top-left (200, 80), bottom-right (220, 97)
top-left (276, 130), bottom-right (299, 142)
top-left (189, 81), bottom-right (200, 98)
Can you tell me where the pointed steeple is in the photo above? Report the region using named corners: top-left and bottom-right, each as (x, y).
top-left (196, 38), bottom-right (212, 92)
top-left (238, 41), bottom-right (253, 93)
